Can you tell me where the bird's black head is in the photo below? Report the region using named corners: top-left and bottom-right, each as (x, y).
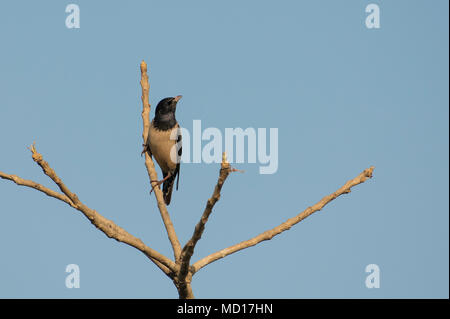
top-left (153, 95), bottom-right (182, 130)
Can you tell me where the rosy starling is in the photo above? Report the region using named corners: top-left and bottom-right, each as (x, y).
top-left (144, 95), bottom-right (182, 205)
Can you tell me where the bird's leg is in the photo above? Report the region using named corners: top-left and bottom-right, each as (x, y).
top-left (149, 172), bottom-right (172, 194)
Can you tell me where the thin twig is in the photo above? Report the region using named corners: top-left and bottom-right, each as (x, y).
top-left (191, 166), bottom-right (375, 273)
top-left (0, 171), bottom-right (76, 208)
top-left (28, 142), bottom-right (82, 207)
top-left (178, 153), bottom-right (232, 289)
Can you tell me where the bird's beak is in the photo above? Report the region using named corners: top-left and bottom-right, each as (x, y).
top-left (174, 95), bottom-right (182, 102)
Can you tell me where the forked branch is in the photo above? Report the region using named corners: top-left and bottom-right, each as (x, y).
top-left (0, 144), bottom-right (176, 277)
top-left (0, 171), bottom-right (76, 208)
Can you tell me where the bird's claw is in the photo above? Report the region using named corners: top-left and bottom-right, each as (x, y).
top-left (149, 179), bottom-right (163, 195)
top-left (148, 174), bottom-right (171, 195)
top-left (141, 144), bottom-right (148, 157)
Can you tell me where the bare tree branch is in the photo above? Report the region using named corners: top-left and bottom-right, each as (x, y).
top-left (140, 61), bottom-right (182, 261)
top-left (178, 153), bottom-right (232, 282)
top-left (191, 166), bottom-right (375, 273)
top-left (27, 143), bottom-right (82, 207)
top-left (175, 153), bottom-right (233, 299)
top-left (1, 144), bottom-right (177, 276)
top-left (0, 171), bottom-right (76, 208)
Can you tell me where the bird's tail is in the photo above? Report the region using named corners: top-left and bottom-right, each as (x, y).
top-left (163, 174), bottom-right (176, 205)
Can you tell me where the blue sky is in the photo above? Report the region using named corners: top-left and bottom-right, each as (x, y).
top-left (0, 1), bottom-right (448, 298)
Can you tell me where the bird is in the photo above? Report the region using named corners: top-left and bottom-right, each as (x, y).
top-left (143, 95), bottom-right (182, 205)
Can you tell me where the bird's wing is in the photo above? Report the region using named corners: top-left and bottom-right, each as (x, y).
top-left (163, 125), bottom-right (182, 205)
top-left (175, 125), bottom-right (182, 190)
top-left (144, 126), bottom-right (153, 157)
